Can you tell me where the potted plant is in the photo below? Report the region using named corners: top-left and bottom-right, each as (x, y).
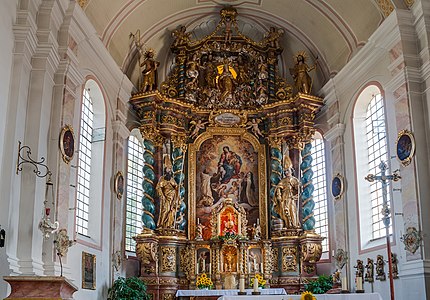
top-left (304, 274), bottom-right (333, 294)
top-left (107, 276), bottom-right (150, 300)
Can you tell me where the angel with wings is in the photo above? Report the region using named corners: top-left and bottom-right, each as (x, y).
top-left (189, 119), bottom-right (208, 139)
top-left (246, 118), bottom-right (264, 138)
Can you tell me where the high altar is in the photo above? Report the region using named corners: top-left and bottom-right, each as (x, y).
top-left (130, 7), bottom-right (324, 300)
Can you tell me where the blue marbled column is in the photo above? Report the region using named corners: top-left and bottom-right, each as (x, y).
top-left (172, 146), bottom-right (187, 230)
top-left (300, 142), bottom-right (315, 231)
top-left (141, 139), bottom-right (156, 230)
top-left (269, 145), bottom-right (283, 224)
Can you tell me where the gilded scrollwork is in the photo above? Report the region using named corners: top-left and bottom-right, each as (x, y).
top-left (301, 243), bottom-right (322, 263)
top-left (180, 245), bottom-right (195, 279)
top-left (160, 246), bottom-right (176, 273)
top-left (282, 246), bottom-right (298, 272)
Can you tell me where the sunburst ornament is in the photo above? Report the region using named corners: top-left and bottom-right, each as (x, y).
top-left (294, 50), bottom-right (308, 62)
top-left (301, 291), bottom-right (316, 300)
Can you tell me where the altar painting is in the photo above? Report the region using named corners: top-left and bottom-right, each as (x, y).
top-left (196, 135), bottom-right (259, 240)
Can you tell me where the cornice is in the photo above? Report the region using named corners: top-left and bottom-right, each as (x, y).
top-left (324, 123), bottom-right (345, 142)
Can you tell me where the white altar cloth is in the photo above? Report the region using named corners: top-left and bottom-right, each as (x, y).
top-left (176, 288), bottom-right (287, 297)
top-left (217, 292), bottom-right (383, 300)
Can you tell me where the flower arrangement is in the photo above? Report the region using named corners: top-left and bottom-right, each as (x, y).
top-left (301, 291), bottom-right (316, 300)
top-left (250, 274), bottom-right (266, 288)
top-left (196, 273), bottom-right (213, 290)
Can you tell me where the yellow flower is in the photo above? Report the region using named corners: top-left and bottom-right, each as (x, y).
top-left (301, 291), bottom-right (316, 300)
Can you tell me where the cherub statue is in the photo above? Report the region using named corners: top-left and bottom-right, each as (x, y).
top-left (253, 223), bottom-right (261, 241)
top-left (264, 26), bottom-right (284, 48)
top-left (354, 259), bottom-right (364, 278)
top-left (189, 119), bottom-right (208, 139)
top-left (186, 53), bottom-right (200, 89)
top-left (195, 219), bottom-right (205, 241)
top-left (172, 25), bottom-right (190, 47)
top-left (246, 118), bottom-right (264, 138)
top-left (391, 253), bottom-right (399, 279)
top-left (54, 229), bottom-right (75, 257)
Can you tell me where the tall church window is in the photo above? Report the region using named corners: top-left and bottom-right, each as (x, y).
top-left (76, 88), bottom-right (93, 235)
top-left (365, 93), bottom-right (391, 239)
top-left (125, 130), bottom-right (144, 252)
top-left (353, 85), bottom-right (392, 247)
top-left (75, 79), bottom-right (106, 242)
top-left (311, 132), bottom-right (329, 253)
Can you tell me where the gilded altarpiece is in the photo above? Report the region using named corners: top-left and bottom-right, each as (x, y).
top-left (130, 7), bottom-right (325, 299)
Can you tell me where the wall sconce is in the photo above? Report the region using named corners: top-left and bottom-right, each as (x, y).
top-left (16, 141), bottom-right (59, 239)
top-left (0, 226), bottom-right (5, 248)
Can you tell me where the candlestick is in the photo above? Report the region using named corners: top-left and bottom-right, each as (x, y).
top-left (356, 277), bottom-right (363, 291)
top-left (341, 277), bottom-right (348, 291)
top-left (239, 278), bottom-right (245, 292)
top-left (253, 276), bottom-right (259, 292)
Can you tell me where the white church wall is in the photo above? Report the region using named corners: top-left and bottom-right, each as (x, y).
top-left (0, 0), bottom-right (133, 299)
top-left (320, 2), bottom-right (430, 299)
top-left (0, 1), bottom-right (19, 297)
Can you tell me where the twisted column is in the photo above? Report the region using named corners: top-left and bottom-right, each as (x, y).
top-left (141, 139), bottom-right (157, 230)
top-left (300, 142), bottom-right (315, 231)
top-left (172, 134), bottom-right (187, 231)
top-left (177, 53), bottom-right (186, 98)
top-left (268, 136), bottom-right (283, 229)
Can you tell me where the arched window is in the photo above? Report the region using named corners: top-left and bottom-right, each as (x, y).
top-left (354, 85), bottom-right (392, 247)
top-left (125, 129), bottom-right (144, 252)
top-left (76, 79), bottom-right (106, 242)
top-left (311, 132), bottom-right (329, 253)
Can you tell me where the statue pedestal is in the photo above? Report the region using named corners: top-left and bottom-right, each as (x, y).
top-left (3, 276), bottom-right (77, 300)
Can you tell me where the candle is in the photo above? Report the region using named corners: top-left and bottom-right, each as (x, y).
top-left (253, 276), bottom-right (259, 292)
top-left (203, 260), bottom-right (206, 273)
top-left (332, 250), bottom-right (335, 257)
top-left (248, 262), bottom-right (251, 273)
top-left (356, 277), bottom-right (363, 290)
top-left (237, 263), bottom-right (239, 272)
top-left (260, 263), bottom-right (264, 273)
top-left (341, 277), bottom-right (348, 291)
top-left (209, 263), bottom-right (212, 275)
top-left (239, 278), bottom-right (245, 292)
top-left (197, 218), bottom-right (200, 224)
top-left (257, 218), bottom-right (260, 225)
top-left (196, 263), bottom-right (199, 274)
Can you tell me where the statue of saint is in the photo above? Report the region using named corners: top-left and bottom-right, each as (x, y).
top-left (156, 157), bottom-right (180, 229)
top-left (289, 52), bottom-right (317, 94)
top-left (273, 156), bottom-right (300, 229)
top-left (218, 63), bottom-right (236, 102)
top-left (140, 49), bottom-right (160, 93)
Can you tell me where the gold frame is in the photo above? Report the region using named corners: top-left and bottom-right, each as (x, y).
top-left (188, 126), bottom-right (267, 240)
top-left (59, 124), bottom-right (75, 164)
top-left (331, 173), bottom-right (344, 201)
top-left (396, 129), bottom-right (415, 167)
top-left (82, 251), bottom-right (96, 290)
top-left (114, 171), bottom-right (124, 200)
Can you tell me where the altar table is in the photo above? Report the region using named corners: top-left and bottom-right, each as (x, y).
top-left (217, 292), bottom-right (383, 300)
top-left (176, 288), bottom-right (287, 299)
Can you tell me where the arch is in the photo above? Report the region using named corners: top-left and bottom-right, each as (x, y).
top-left (352, 82), bottom-right (393, 250)
top-left (75, 78), bottom-right (107, 246)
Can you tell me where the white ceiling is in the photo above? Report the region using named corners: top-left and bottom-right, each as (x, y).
top-left (81, 0), bottom-right (409, 92)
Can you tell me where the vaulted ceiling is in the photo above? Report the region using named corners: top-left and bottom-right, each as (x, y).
top-left (79, 0), bottom-right (411, 92)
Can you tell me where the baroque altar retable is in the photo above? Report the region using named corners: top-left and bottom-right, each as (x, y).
top-left (130, 7), bottom-right (324, 300)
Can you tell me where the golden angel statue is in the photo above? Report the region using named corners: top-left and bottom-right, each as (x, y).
top-left (273, 155), bottom-right (300, 229)
top-left (156, 156), bottom-right (180, 229)
top-left (289, 51), bottom-right (317, 94)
